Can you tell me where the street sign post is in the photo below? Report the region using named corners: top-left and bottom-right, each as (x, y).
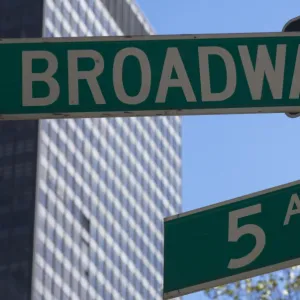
top-left (2, 32), bottom-right (300, 120)
top-left (282, 16), bottom-right (300, 118)
top-left (163, 180), bottom-right (300, 299)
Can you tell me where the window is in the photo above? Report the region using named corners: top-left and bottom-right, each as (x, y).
top-left (49, 151), bottom-right (56, 168)
top-left (64, 238), bottom-right (71, 260)
top-left (5, 143), bottom-right (13, 156)
top-left (13, 189), bottom-right (32, 210)
top-left (71, 276), bottom-right (79, 295)
top-left (53, 252), bottom-right (62, 277)
top-left (3, 165), bottom-right (13, 179)
top-left (55, 230), bottom-right (63, 252)
top-left (91, 273), bottom-right (97, 290)
top-left (79, 285), bottom-right (88, 300)
top-left (53, 14), bottom-right (62, 34)
top-left (35, 263), bottom-right (43, 282)
top-left (85, 12), bottom-right (94, 31)
top-left (57, 134), bottom-right (66, 153)
top-left (74, 158), bottom-right (82, 175)
top-left (65, 194), bottom-right (72, 214)
top-left (91, 177), bottom-right (97, 194)
top-left (53, 281), bottom-right (61, 299)
top-left (74, 177), bottom-right (82, 196)
top-left (81, 237), bottom-right (89, 278)
top-left (15, 163), bottom-right (23, 178)
top-left (62, 290), bottom-right (69, 300)
top-left (47, 221), bottom-right (55, 242)
top-left (45, 247), bottom-right (53, 271)
top-left (25, 162), bottom-right (34, 177)
top-left (16, 140), bottom-right (24, 154)
top-left (66, 172), bottom-right (73, 190)
top-left (83, 167), bottom-right (89, 184)
top-left (122, 1), bottom-right (130, 34)
top-left (56, 182), bottom-right (64, 200)
top-left (80, 212), bottom-right (90, 233)
top-left (63, 267), bottom-right (71, 286)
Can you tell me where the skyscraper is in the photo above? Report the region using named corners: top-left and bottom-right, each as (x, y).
top-left (0, 1), bottom-right (182, 299)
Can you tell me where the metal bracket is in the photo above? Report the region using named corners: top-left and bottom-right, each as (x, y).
top-left (283, 16), bottom-right (300, 118)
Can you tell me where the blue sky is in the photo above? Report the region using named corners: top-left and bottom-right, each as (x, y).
top-left (136, 0), bottom-right (300, 299)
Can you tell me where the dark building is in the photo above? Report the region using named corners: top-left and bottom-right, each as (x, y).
top-left (0, 1), bottom-right (44, 299)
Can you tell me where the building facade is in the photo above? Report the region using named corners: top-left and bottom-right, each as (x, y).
top-left (0, 1), bottom-right (182, 299)
top-left (0, 1), bottom-right (44, 300)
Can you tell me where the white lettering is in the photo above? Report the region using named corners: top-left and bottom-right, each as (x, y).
top-left (290, 45), bottom-right (300, 99)
top-left (228, 204), bottom-right (265, 269)
top-left (156, 47), bottom-right (196, 103)
top-left (113, 47), bottom-right (151, 105)
top-left (239, 44), bottom-right (286, 100)
top-left (198, 46), bottom-right (236, 101)
top-left (22, 51), bottom-right (59, 106)
top-left (68, 50), bottom-right (105, 105)
top-left (284, 193), bottom-right (300, 226)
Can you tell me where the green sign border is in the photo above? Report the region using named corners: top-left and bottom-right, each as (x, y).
top-left (163, 180), bottom-right (300, 299)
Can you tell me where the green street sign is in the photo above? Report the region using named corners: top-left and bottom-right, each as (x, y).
top-left (163, 180), bottom-right (300, 299)
top-left (2, 32), bottom-right (300, 119)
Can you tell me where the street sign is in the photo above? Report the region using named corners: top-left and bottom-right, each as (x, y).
top-left (282, 16), bottom-right (300, 118)
top-left (2, 32), bottom-right (300, 119)
top-left (163, 180), bottom-right (300, 299)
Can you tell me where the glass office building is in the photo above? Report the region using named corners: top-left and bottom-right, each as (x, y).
top-left (0, 0), bottom-right (182, 299)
